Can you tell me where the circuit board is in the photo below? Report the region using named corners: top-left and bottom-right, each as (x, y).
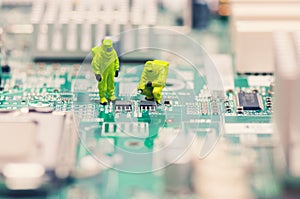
top-left (0, 57), bottom-right (279, 198)
top-left (0, 2), bottom-right (285, 198)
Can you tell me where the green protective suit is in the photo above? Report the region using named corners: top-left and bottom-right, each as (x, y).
top-left (91, 39), bottom-right (119, 104)
top-left (138, 60), bottom-right (169, 104)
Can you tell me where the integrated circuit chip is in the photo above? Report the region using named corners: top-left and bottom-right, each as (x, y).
top-left (237, 92), bottom-right (263, 110)
top-left (140, 100), bottom-right (157, 111)
top-left (115, 100), bottom-right (132, 112)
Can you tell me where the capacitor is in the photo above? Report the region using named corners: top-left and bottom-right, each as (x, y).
top-left (269, 82), bottom-right (275, 95)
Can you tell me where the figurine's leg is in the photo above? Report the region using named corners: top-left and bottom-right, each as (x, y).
top-left (152, 86), bottom-right (163, 104)
top-left (107, 73), bottom-right (116, 101)
top-left (98, 74), bottom-right (108, 105)
top-left (142, 87), bottom-right (154, 100)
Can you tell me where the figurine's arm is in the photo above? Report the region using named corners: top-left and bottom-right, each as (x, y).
top-left (114, 51), bottom-right (120, 77)
top-left (91, 57), bottom-right (101, 74)
top-left (138, 69), bottom-right (148, 90)
top-left (91, 47), bottom-right (102, 81)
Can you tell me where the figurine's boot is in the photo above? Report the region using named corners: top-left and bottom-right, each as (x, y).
top-left (108, 95), bottom-right (117, 101)
top-left (100, 97), bottom-right (108, 105)
top-left (98, 80), bottom-right (108, 105)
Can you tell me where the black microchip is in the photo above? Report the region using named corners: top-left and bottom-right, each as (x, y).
top-left (237, 92), bottom-right (261, 110)
top-left (164, 100), bottom-right (171, 105)
top-left (140, 100), bottom-right (156, 111)
top-left (115, 100), bottom-right (132, 111)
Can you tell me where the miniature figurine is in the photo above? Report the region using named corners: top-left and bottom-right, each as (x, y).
top-left (137, 60), bottom-right (169, 104)
top-left (91, 39), bottom-right (119, 105)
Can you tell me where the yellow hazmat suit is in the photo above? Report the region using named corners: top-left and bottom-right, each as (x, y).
top-left (91, 39), bottom-right (119, 105)
top-left (137, 60), bottom-right (169, 104)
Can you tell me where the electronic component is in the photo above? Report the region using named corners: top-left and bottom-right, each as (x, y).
top-left (193, 141), bottom-right (253, 199)
top-left (236, 92), bottom-right (262, 110)
top-left (1, 65), bottom-right (10, 73)
top-left (224, 100), bottom-right (231, 108)
top-left (266, 102), bottom-right (272, 108)
top-left (231, 1), bottom-right (300, 22)
top-left (192, 0), bottom-right (209, 29)
top-left (28, 0), bottom-right (193, 61)
top-left (0, 109), bottom-right (77, 192)
top-left (265, 97), bottom-right (272, 108)
top-left (269, 82), bottom-right (275, 95)
top-left (60, 93), bottom-right (74, 102)
top-left (224, 100), bottom-right (232, 113)
top-left (30, 0), bottom-right (159, 60)
top-left (273, 31), bottom-right (300, 179)
top-left (211, 54), bottom-right (234, 90)
top-left (115, 100), bottom-right (132, 112)
top-left (236, 106), bottom-right (244, 114)
top-left (200, 101), bottom-right (209, 115)
top-left (230, 0), bottom-right (300, 73)
top-left (232, 20), bottom-right (300, 73)
top-left (139, 100), bottom-right (156, 111)
top-left (211, 101), bottom-right (219, 115)
top-left (164, 100), bottom-right (171, 106)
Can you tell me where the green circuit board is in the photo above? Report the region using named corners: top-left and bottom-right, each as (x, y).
top-left (0, 60), bottom-right (279, 199)
top-left (0, 1), bottom-right (283, 199)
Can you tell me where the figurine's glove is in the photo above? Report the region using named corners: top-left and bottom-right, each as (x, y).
top-left (137, 89), bottom-right (143, 94)
top-left (146, 81), bottom-right (152, 87)
top-left (115, 70), bottom-right (119, 77)
top-left (95, 74), bottom-right (102, 82)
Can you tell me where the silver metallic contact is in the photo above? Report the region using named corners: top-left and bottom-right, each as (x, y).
top-left (29, 0), bottom-right (193, 60)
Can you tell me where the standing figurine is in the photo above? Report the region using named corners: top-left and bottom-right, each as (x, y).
top-left (91, 39), bottom-right (119, 105)
top-left (137, 60), bottom-right (169, 104)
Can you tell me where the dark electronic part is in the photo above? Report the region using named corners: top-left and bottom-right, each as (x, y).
top-left (140, 100), bottom-right (156, 111)
top-left (236, 106), bottom-right (244, 114)
top-left (265, 97), bottom-right (272, 102)
top-left (164, 100), bottom-right (171, 106)
top-left (115, 100), bottom-right (132, 112)
top-left (236, 92), bottom-right (263, 110)
top-left (1, 65), bottom-right (10, 73)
